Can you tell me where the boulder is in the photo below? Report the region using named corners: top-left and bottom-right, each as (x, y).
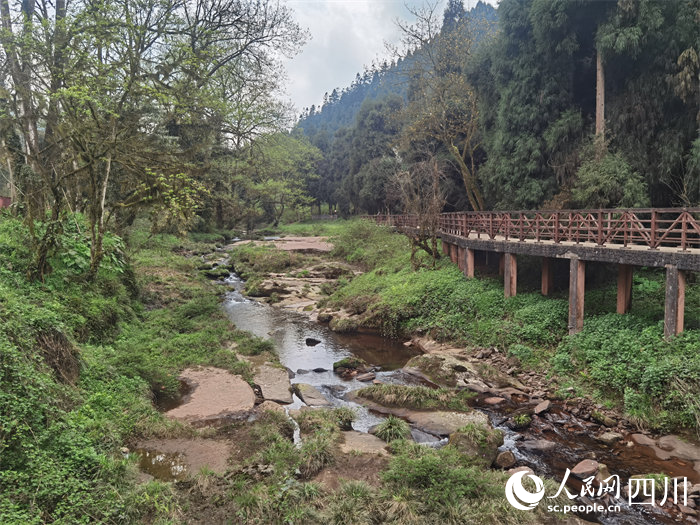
top-left (448, 422), bottom-right (504, 467)
top-left (292, 383), bottom-right (332, 407)
top-left (657, 435), bottom-right (700, 461)
top-left (305, 337), bottom-right (322, 347)
top-left (484, 397), bottom-right (506, 406)
top-left (355, 372), bottom-right (376, 382)
top-left (254, 365), bottom-right (293, 404)
top-left (333, 357), bottom-right (369, 378)
top-left (403, 354), bottom-right (486, 389)
top-left (494, 450), bottom-right (517, 469)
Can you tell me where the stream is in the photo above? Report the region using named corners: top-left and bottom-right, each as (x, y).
top-left (138, 258), bottom-right (698, 524)
top-left (220, 270), bottom-right (699, 524)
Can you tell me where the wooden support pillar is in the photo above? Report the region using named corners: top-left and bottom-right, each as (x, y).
top-left (457, 246), bottom-right (465, 272)
top-left (664, 265), bottom-right (686, 338)
top-left (616, 264), bottom-right (633, 314)
top-left (465, 248), bottom-right (475, 278)
top-left (442, 240), bottom-right (449, 256)
top-left (450, 243), bottom-right (458, 264)
top-left (541, 257), bottom-right (554, 296)
top-left (498, 253), bottom-right (505, 277)
top-left (568, 257), bottom-right (585, 334)
top-left (504, 253), bottom-right (517, 298)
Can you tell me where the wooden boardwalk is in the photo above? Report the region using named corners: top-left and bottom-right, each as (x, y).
top-left (364, 208), bottom-right (700, 337)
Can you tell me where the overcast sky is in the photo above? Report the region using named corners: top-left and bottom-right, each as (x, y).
top-left (280, 0), bottom-right (498, 113)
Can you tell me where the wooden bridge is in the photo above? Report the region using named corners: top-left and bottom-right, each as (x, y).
top-left (363, 208), bottom-right (700, 338)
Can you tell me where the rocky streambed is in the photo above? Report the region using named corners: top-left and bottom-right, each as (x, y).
top-left (136, 241), bottom-right (700, 524)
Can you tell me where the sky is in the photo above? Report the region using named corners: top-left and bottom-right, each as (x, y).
top-left (280, 0), bottom-right (498, 114)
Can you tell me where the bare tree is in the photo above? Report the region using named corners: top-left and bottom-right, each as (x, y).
top-left (390, 154), bottom-right (446, 269)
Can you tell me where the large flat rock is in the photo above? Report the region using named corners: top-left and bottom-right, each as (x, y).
top-left (340, 431), bottom-right (389, 456)
top-left (293, 383), bottom-right (332, 406)
top-left (135, 438), bottom-right (232, 480)
top-left (347, 392), bottom-right (489, 436)
top-left (166, 367), bottom-right (255, 424)
top-left (254, 365), bottom-right (293, 404)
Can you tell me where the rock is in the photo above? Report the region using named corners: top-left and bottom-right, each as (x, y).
top-left (403, 354), bottom-right (487, 389)
top-left (571, 459), bottom-right (599, 479)
top-left (463, 382), bottom-right (489, 393)
top-left (410, 428), bottom-right (440, 444)
top-left (317, 312), bottom-right (333, 323)
top-left (333, 357), bottom-right (368, 378)
top-left (372, 379), bottom-right (382, 385)
top-left (257, 400), bottom-right (286, 414)
top-left (690, 484), bottom-right (700, 495)
top-left (254, 365), bottom-right (293, 404)
top-left (679, 505), bottom-right (697, 516)
top-left (448, 423), bottom-right (504, 467)
top-left (409, 410), bottom-right (491, 437)
top-left (329, 316), bottom-right (358, 333)
top-left (286, 368), bottom-right (296, 379)
top-left (340, 431), bottom-right (389, 456)
top-left (520, 440), bottom-right (558, 454)
top-left (631, 433), bottom-right (656, 447)
top-left (657, 435), bottom-right (700, 461)
top-left (403, 340), bottom-right (413, 347)
top-left (296, 369), bottom-right (310, 375)
top-left (533, 400), bottom-right (551, 415)
top-left (312, 368), bottom-right (328, 373)
top-left (596, 463), bottom-right (611, 483)
top-left (292, 383), bottom-right (332, 407)
top-left (494, 450), bottom-right (516, 469)
top-left (484, 397), bottom-right (506, 406)
top-left (166, 367), bottom-right (255, 424)
top-left (597, 432), bottom-right (623, 446)
top-left (305, 337), bottom-right (322, 347)
top-left (355, 372), bottom-right (376, 382)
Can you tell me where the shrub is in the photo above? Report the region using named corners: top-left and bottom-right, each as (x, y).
top-left (375, 415), bottom-right (411, 442)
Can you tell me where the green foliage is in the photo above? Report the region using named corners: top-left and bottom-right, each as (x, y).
top-left (374, 415), bottom-right (411, 443)
top-left (554, 315), bottom-right (700, 431)
top-left (571, 149), bottom-right (649, 208)
top-left (330, 219), bottom-right (409, 270)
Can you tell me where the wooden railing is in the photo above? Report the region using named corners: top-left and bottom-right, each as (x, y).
top-left (362, 208), bottom-right (700, 251)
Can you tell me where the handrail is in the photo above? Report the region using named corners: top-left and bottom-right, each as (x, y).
top-left (361, 208), bottom-right (700, 252)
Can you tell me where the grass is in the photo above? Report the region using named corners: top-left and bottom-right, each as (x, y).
top-left (356, 384), bottom-right (475, 412)
top-left (375, 415), bottom-right (411, 442)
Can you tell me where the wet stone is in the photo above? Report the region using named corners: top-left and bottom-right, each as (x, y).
top-left (520, 440), bottom-right (557, 455)
top-left (597, 432), bottom-right (623, 445)
top-left (572, 459), bottom-right (599, 479)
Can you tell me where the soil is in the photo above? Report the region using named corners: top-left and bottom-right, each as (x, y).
top-left (313, 451), bottom-right (389, 490)
top-left (135, 438), bottom-right (233, 480)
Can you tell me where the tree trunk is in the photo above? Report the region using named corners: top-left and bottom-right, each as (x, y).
top-left (596, 48), bottom-right (605, 146)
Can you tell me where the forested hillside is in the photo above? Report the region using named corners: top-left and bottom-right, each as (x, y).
top-left (298, 0), bottom-right (700, 215)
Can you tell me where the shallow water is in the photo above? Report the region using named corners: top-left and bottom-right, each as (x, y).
top-left (140, 269), bottom-right (691, 523)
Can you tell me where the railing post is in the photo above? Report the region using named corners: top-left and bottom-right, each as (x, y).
top-left (536, 214), bottom-right (541, 242)
top-left (650, 210), bottom-right (657, 249)
top-left (489, 213), bottom-right (494, 239)
top-left (554, 213), bottom-right (560, 243)
top-left (681, 209), bottom-right (688, 251)
top-left (597, 211), bottom-right (603, 245)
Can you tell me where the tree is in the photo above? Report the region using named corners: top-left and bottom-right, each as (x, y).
top-left (395, 1), bottom-right (493, 211)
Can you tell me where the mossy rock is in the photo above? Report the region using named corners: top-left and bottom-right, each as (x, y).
top-left (333, 356), bottom-right (368, 372)
top-left (448, 422), bottom-right (504, 468)
top-left (329, 317), bottom-right (358, 333)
